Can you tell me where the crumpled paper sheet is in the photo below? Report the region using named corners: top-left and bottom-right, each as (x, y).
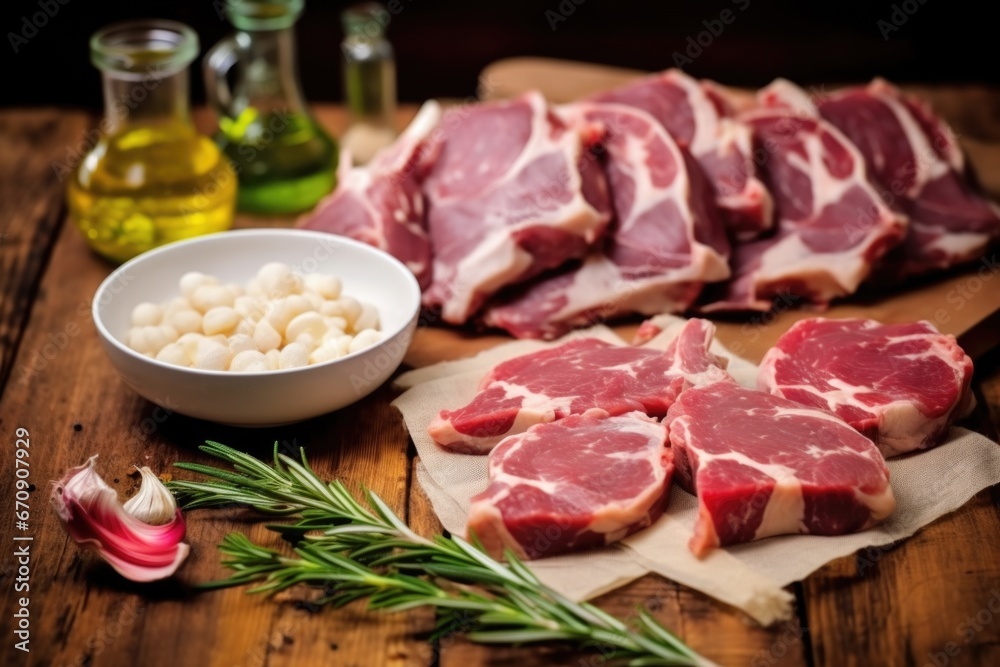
top-left (392, 316), bottom-right (1000, 625)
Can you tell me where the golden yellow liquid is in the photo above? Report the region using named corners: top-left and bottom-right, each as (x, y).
top-left (68, 120), bottom-right (237, 263)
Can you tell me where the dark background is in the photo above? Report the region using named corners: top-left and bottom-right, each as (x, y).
top-left (0, 0), bottom-right (993, 110)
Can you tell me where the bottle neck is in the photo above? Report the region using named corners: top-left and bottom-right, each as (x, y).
top-left (342, 33), bottom-right (396, 128)
top-left (102, 68), bottom-right (191, 134)
top-left (235, 27), bottom-right (307, 114)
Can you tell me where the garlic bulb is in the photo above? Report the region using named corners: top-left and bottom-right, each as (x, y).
top-left (51, 456), bottom-right (189, 582)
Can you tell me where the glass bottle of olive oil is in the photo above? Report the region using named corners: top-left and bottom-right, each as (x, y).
top-left (68, 21), bottom-right (236, 264)
top-left (206, 0), bottom-right (337, 214)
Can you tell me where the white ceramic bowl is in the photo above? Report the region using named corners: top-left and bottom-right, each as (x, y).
top-left (92, 229), bottom-right (421, 427)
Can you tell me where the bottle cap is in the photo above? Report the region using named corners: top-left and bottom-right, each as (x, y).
top-left (224, 0), bottom-right (304, 31)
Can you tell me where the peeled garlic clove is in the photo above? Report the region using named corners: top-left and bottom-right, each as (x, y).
top-left (354, 303), bottom-right (380, 332)
top-left (324, 334), bottom-right (354, 356)
top-left (162, 297), bottom-right (192, 320)
top-left (131, 302), bottom-right (163, 327)
top-left (179, 271), bottom-right (219, 298)
top-left (202, 306), bottom-right (240, 336)
top-left (193, 338), bottom-right (231, 371)
top-left (305, 273), bottom-right (342, 300)
top-left (279, 342), bottom-right (309, 369)
top-left (169, 309), bottom-right (202, 336)
top-left (155, 343), bottom-right (189, 367)
top-left (230, 349), bottom-right (269, 372)
top-left (266, 295), bottom-right (311, 334)
top-left (50, 456), bottom-right (189, 582)
top-left (309, 345), bottom-right (341, 365)
top-left (338, 296), bottom-right (363, 330)
top-left (257, 262), bottom-right (301, 298)
top-left (285, 311), bottom-right (325, 344)
top-left (122, 466), bottom-right (177, 525)
top-left (191, 284), bottom-right (236, 313)
top-left (252, 319), bottom-right (282, 353)
top-left (323, 316), bottom-right (348, 335)
top-left (135, 325), bottom-right (177, 356)
top-left (301, 290), bottom-right (324, 310)
top-left (227, 333), bottom-right (257, 355)
top-left (348, 329), bottom-right (382, 354)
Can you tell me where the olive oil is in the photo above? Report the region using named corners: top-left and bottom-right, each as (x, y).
top-left (72, 21), bottom-right (236, 263)
top-left (207, 0), bottom-right (338, 214)
top-left (69, 121), bottom-right (236, 263)
top-left (216, 108), bottom-right (336, 214)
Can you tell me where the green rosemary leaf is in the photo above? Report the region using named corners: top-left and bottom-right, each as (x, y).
top-left (172, 441), bottom-right (713, 667)
top-left (503, 550), bottom-right (542, 586)
top-left (466, 628), bottom-right (577, 644)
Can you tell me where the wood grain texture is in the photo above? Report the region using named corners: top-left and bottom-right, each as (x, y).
top-left (0, 109), bottom-right (91, 395)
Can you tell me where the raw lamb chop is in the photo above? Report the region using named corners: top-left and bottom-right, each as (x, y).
top-left (428, 317), bottom-right (728, 454)
top-left (758, 318), bottom-right (975, 457)
top-left (298, 101), bottom-right (441, 289)
top-left (761, 79), bottom-right (1000, 281)
top-left (698, 110), bottom-right (908, 312)
top-left (666, 381), bottom-right (896, 557)
top-left (592, 69), bottom-right (773, 238)
top-left (466, 410), bottom-right (672, 560)
top-left (482, 103), bottom-right (730, 340)
top-left (422, 92), bottom-right (612, 324)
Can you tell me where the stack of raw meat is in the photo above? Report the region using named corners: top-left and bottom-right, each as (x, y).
top-left (431, 316), bottom-right (974, 561)
top-left (301, 71), bottom-right (1000, 339)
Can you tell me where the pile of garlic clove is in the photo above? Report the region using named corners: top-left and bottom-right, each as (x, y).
top-left (126, 262), bottom-right (382, 371)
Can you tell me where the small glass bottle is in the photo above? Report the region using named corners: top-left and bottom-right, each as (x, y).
top-left (68, 20), bottom-right (236, 264)
top-left (206, 0), bottom-right (338, 214)
top-left (340, 3), bottom-right (398, 164)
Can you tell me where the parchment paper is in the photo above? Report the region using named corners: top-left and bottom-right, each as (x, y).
top-left (392, 316), bottom-right (1000, 625)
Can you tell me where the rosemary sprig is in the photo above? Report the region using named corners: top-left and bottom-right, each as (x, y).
top-left (169, 441), bottom-right (715, 667)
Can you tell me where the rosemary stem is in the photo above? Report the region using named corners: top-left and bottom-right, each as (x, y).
top-left (169, 442), bottom-right (716, 667)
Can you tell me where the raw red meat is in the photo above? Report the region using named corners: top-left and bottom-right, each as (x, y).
top-left (467, 410), bottom-right (672, 560)
top-left (592, 69), bottom-right (773, 239)
top-left (482, 103), bottom-right (730, 340)
top-left (632, 316), bottom-right (668, 346)
top-left (422, 92), bottom-right (612, 324)
top-left (298, 101), bottom-right (441, 289)
top-left (758, 318), bottom-right (975, 457)
top-left (666, 381), bottom-right (896, 557)
top-left (428, 318), bottom-right (728, 454)
top-left (699, 110), bottom-right (908, 312)
top-left (805, 79), bottom-right (1000, 280)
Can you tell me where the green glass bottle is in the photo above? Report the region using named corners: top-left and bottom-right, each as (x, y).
top-left (205, 0), bottom-right (337, 214)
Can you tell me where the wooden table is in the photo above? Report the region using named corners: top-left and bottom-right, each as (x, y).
top-left (2, 90), bottom-right (1000, 667)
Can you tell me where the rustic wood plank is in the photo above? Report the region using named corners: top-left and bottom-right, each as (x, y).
top-left (978, 354), bottom-right (1000, 441)
top-left (802, 488), bottom-right (1000, 667)
top-left (438, 572), bottom-right (810, 667)
top-left (0, 109), bottom-right (92, 395)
